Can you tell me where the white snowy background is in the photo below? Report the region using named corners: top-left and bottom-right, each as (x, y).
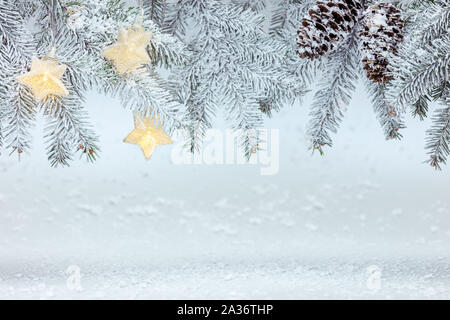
top-left (1, 83), bottom-right (449, 299)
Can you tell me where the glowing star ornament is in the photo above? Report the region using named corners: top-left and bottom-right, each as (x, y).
top-left (102, 25), bottom-right (152, 74)
top-left (17, 55), bottom-right (69, 101)
top-left (124, 113), bottom-right (173, 159)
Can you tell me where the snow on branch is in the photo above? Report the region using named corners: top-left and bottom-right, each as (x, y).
top-left (3, 85), bottom-right (36, 156)
top-left (366, 80), bottom-right (404, 141)
top-left (427, 103), bottom-right (450, 170)
top-left (420, 0), bottom-right (450, 43)
top-left (43, 94), bottom-right (99, 167)
top-left (390, 38), bottom-right (449, 111)
top-left (307, 31), bottom-right (359, 153)
top-left (166, 0), bottom-right (308, 153)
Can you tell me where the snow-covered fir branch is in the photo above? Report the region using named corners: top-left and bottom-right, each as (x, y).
top-left (365, 79), bottom-right (404, 141)
top-left (307, 29), bottom-right (360, 153)
top-left (269, 0), bottom-right (320, 103)
top-left (280, 0), bottom-right (408, 153)
top-left (164, 0), bottom-right (307, 154)
top-left (389, 1), bottom-right (450, 111)
top-left (420, 1), bottom-right (450, 43)
top-left (0, 0), bottom-right (35, 156)
top-left (141, 0), bottom-right (166, 27)
top-left (42, 93), bottom-right (99, 166)
top-left (2, 85), bottom-right (36, 156)
top-left (388, 0), bottom-right (449, 168)
top-left (426, 91), bottom-right (450, 170)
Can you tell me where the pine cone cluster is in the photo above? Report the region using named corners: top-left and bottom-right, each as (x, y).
top-left (360, 3), bottom-right (404, 83)
top-left (296, 0), bottom-right (362, 60)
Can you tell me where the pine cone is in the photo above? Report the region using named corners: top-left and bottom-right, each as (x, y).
top-left (360, 3), bottom-right (404, 83)
top-left (296, 0), bottom-right (363, 60)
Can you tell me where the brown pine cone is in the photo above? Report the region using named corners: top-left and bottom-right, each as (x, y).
top-left (360, 3), bottom-right (404, 83)
top-left (297, 0), bottom-right (363, 60)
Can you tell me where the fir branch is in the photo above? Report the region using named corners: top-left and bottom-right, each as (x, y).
top-left (225, 91), bottom-right (264, 159)
top-left (142, 0), bottom-right (167, 27)
top-left (265, 0), bottom-right (318, 113)
top-left (0, 0), bottom-right (35, 156)
top-left (0, 0), bottom-right (34, 65)
top-left (147, 22), bottom-right (188, 68)
top-left (366, 80), bottom-right (404, 140)
top-left (412, 94), bottom-right (430, 120)
top-left (182, 77), bottom-right (216, 153)
top-left (389, 0), bottom-right (450, 114)
top-left (427, 105), bottom-right (450, 170)
top-left (167, 0), bottom-right (303, 153)
top-left (231, 0), bottom-right (266, 13)
top-left (42, 94), bottom-right (99, 167)
top-left (3, 85), bottom-right (36, 156)
top-left (269, 0), bottom-right (315, 36)
top-left (268, 0), bottom-right (289, 35)
top-left (430, 81), bottom-right (450, 101)
top-left (162, 0), bottom-right (188, 37)
top-left (307, 31), bottom-right (359, 153)
top-left (390, 38), bottom-right (450, 111)
top-left (44, 114), bottom-right (74, 167)
top-left (421, 1), bottom-right (450, 43)
top-left (233, 113), bottom-right (262, 161)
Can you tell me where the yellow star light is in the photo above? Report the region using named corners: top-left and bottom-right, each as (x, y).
top-left (102, 26), bottom-right (152, 74)
top-left (124, 113), bottom-right (173, 159)
top-left (17, 56), bottom-right (69, 101)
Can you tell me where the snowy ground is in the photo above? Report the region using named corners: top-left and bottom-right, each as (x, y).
top-left (1, 84), bottom-right (450, 299)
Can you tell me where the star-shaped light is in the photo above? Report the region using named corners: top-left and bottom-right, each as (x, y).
top-left (17, 56), bottom-right (69, 101)
top-left (124, 113), bottom-right (173, 159)
top-left (102, 26), bottom-right (152, 74)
